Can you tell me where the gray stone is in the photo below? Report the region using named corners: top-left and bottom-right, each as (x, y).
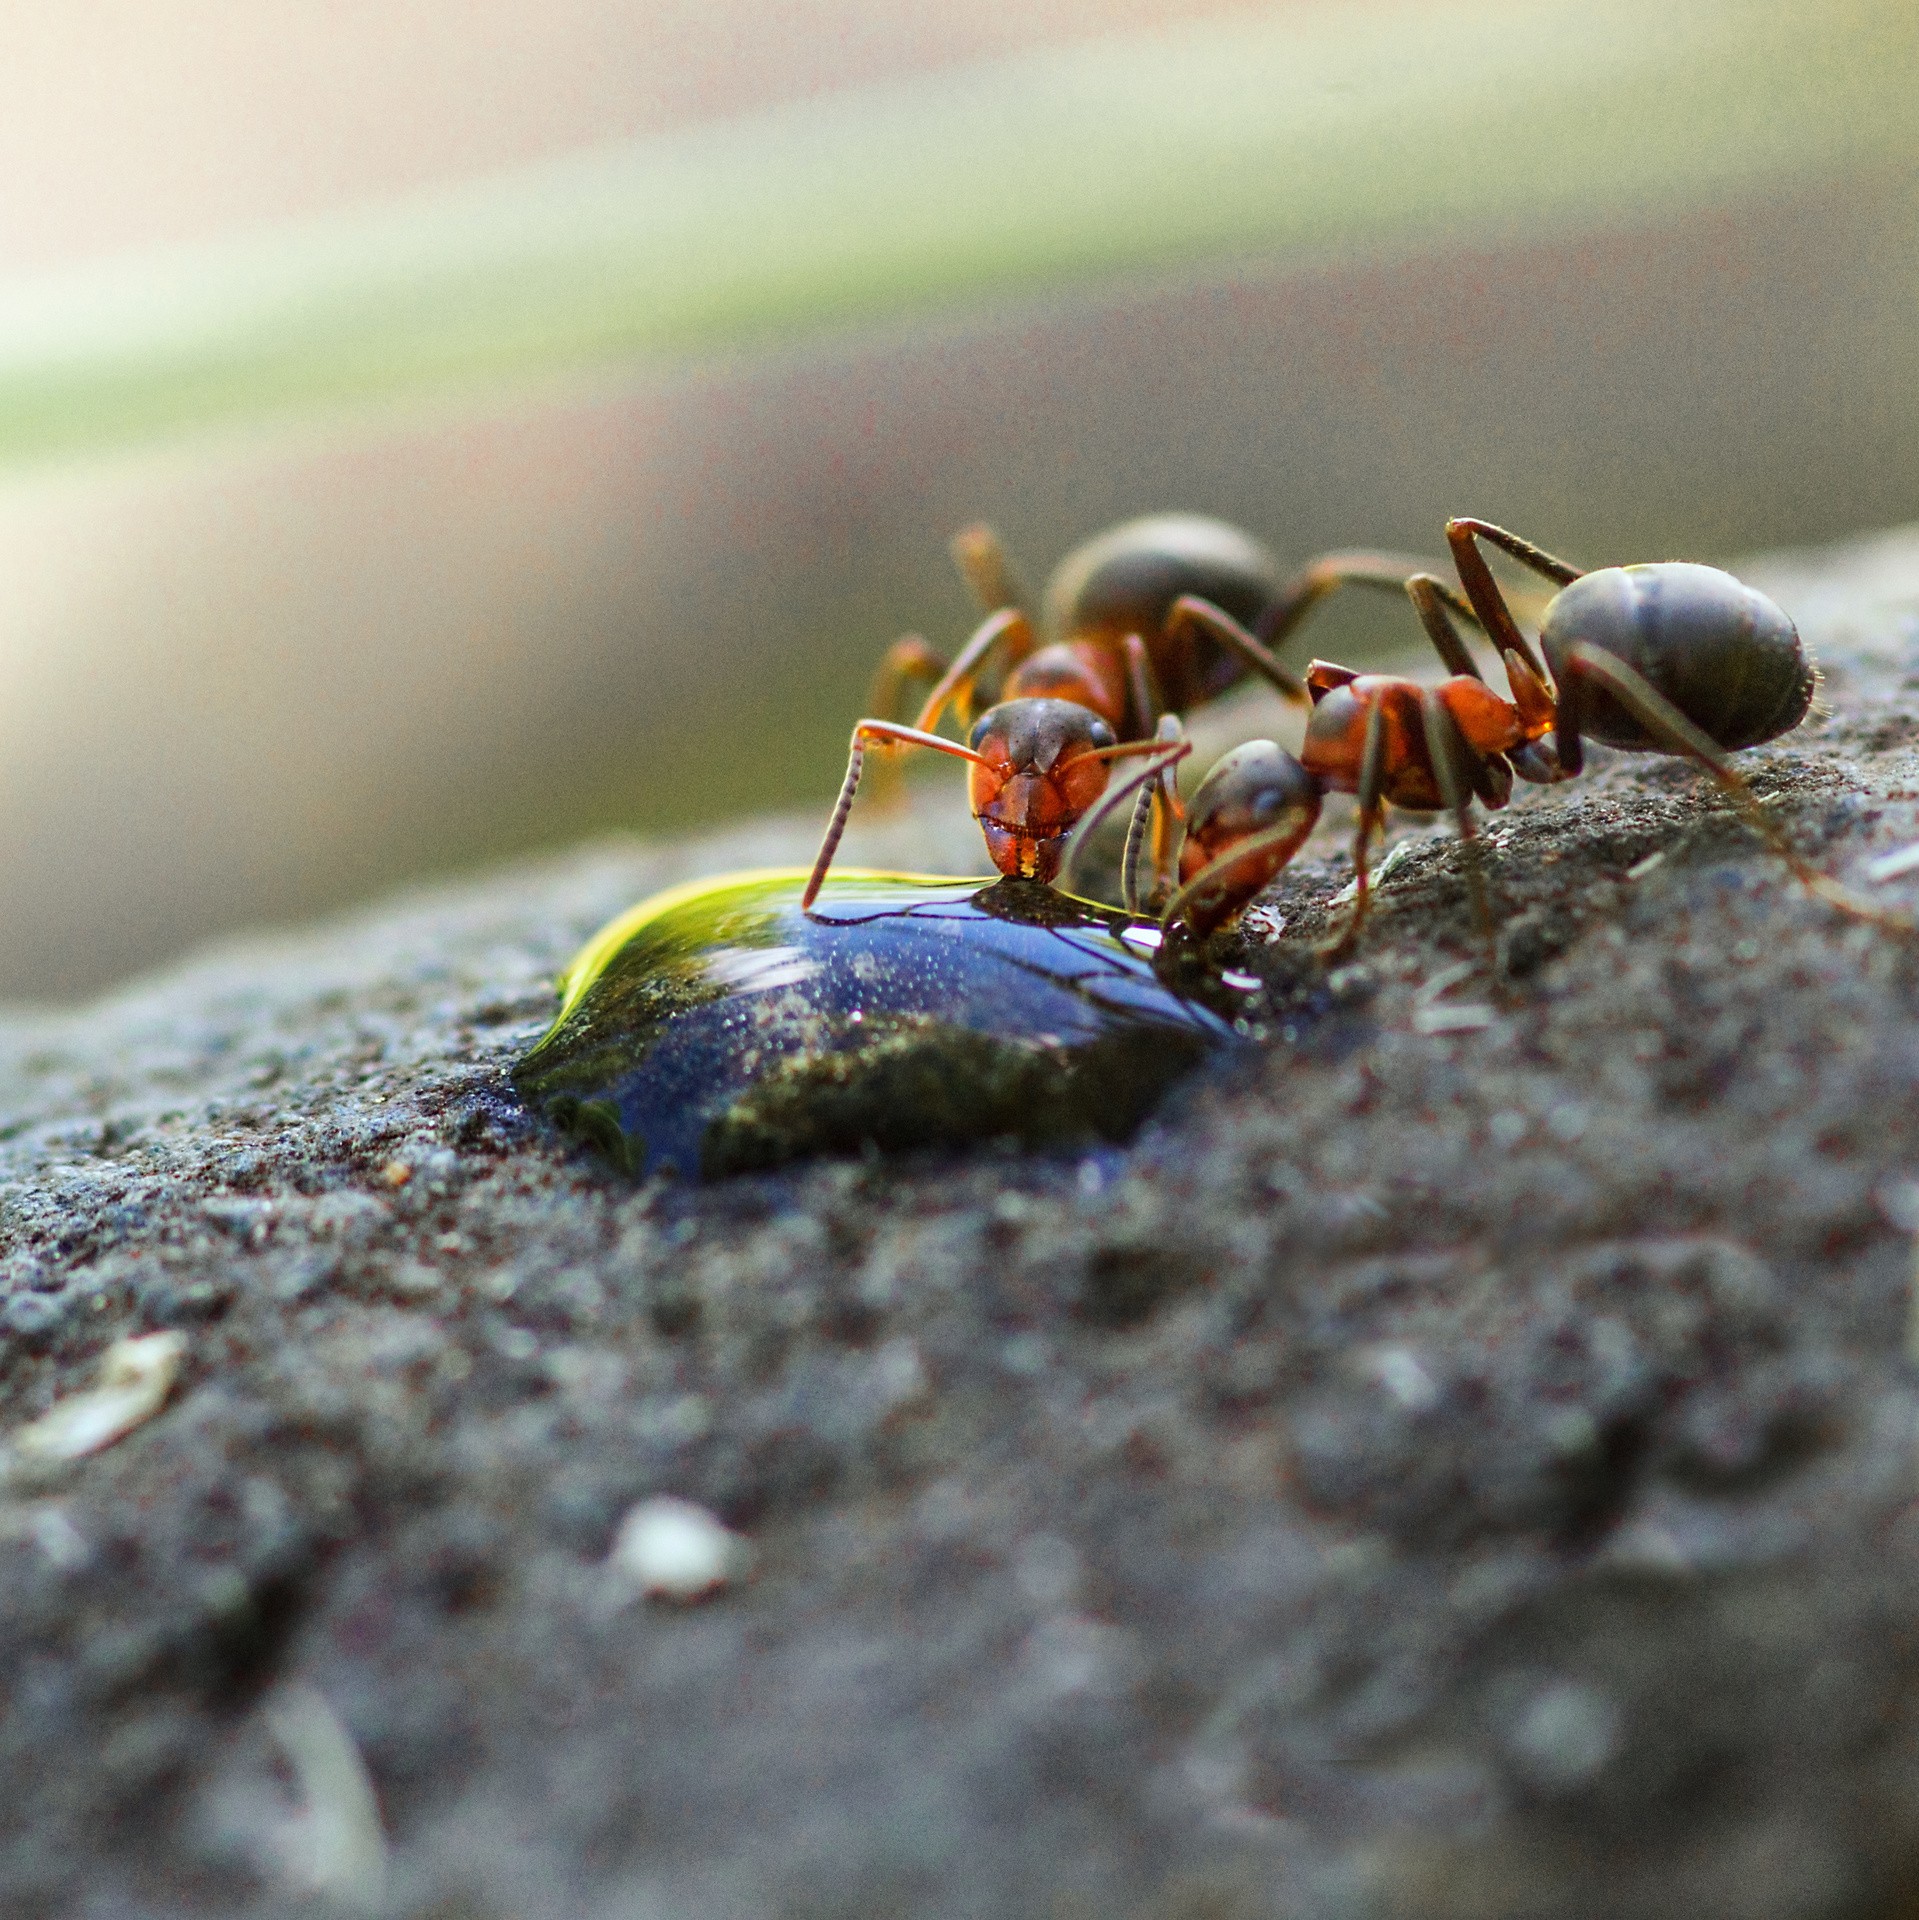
top-left (3, 528), bottom-right (1919, 1915)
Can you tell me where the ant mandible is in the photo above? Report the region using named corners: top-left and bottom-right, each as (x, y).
top-left (803, 513), bottom-right (1469, 906)
top-left (1133, 517), bottom-right (1906, 963)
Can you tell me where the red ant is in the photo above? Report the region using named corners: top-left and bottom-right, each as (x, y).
top-left (1139, 518), bottom-right (1906, 962)
top-left (803, 514), bottom-right (1465, 907)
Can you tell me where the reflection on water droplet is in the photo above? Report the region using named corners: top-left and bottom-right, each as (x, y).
top-left (703, 945), bottom-right (819, 993)
top-left (513, 869), bottom-right (1240, 1180)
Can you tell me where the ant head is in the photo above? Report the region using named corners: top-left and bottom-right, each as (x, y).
top-left (966, 698), bottom-right (1117, 882)
top-left (1541, 563), bottom-right (1813, 752)
top-left (1176, 740), bottom-right (1322, 936)
top-left (1046, 514), bottom-right (1279, 702)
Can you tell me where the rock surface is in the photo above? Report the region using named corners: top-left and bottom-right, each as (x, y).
top-left (6, 527), bottom-right (1919, 1917)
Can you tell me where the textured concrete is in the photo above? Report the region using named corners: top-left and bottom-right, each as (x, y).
top-left (5, 526), bottom-right (1919, 1916)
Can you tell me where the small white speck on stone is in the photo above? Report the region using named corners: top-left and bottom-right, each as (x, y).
top-left (1359, 1344), bottom-right (1442, 1413)
top-left (1328, 837), bottom-right (1419, 905)
top-left (263, 1682), bottom-right (388, 1915)
top-left (383, 1259), bottom-right (443, 1299)
top-left (11, 1331), bottom-right (186, 1463)
top-left (1412, 1002), bottom-right (1496, 1035)
top-left (492, 1326), bottom-right (539, 1363)
top-left (1415, 959), bottom-right (1478, 1006)
top-left (1488, 1109), bottom-right (1529, 1149)
top-left (1180, 1741), bottom-right (1248, 1807)
top-left (1544, 1407), bottom-right (1600, 1458)
top-left (1866, 841), bottom-right (1919, 883)
top-left (609, 1496), bottom-right (754, 1605)
top-left (633, 1393), bottom-right (712, 1444)
top-left (1601, 1517), bottom-right (1697, 1577)
top-left (1875, 1177), bottom-right (1919, 1365)
top-left (1012, 1532), bottom-right (1081, 1610)
top-left (1018, 1613), bottom-right (1137, 1703)
top-left (29, 1505), bottom-right (90, 1570)
top-left (1502, 1678), bottom-right (1622, 1791)
top-left (867, 1337), bottom-right (929, 1417)
top-left (1878, 1176), bottom-right (1919, 1234)
top-left (999, 1332), bottom-right (1051, 1377)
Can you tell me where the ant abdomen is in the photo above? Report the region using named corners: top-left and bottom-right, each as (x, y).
top-left (1045, 514), bottom-right (1282, 710)
top-left (1540, 562), bottom-right (1815, 753)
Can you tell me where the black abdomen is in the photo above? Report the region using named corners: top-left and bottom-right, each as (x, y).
top-left (1045, 514), bottom-right (1281, 710)
top-left (1540, 563), bottom-right (1814, 753)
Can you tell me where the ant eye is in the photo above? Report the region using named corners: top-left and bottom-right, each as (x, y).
top-left (1089, 720), bottom-right (1116, 749)
top-left (968, 716), bottom-right (993, 750)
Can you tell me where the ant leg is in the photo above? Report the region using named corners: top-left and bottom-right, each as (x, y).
top-left (1552, 658), bottom-right (1592, 779)
top-left (1166, 595), bottom-right (1309, 705)
top-left (863, 633), bottom-right (948, 803)
top-left (1419, 689), bottom-right (1499, 976)
top-left (868, 635), bottom-right (946, 722)
top-left (1320, 698), bottom-right (1389, 956)
top-left (1448, 518), bottom-right (1583, 587)
top-left (1152, 752), bottom-right (1187, 897)
top-left (1496, 645), bottom-right (1559, 757)
top-left (1306, 660), bottom-right (1360, 696)
top-left (1403, 581), bottom-right (1541, 801)
top-left (1560, 642), bottom-right (1914, 932)
top-left (913, 607), bottom-right (1035, 735)
top-left (949, 523), bottom-right (1033, 618)
top-left (1121, 632), bottom-right (1168, 737)
top-left (1173, 567), bottom-right (1485, 707)
top-left (1115, 635), bottom-right (1183, 900)
top-left (1260, 553), bottom-right (1481, 654)
top-left (1476, 749), bottom-right (1516, 811)
top-left (1405, 573), bottom-right (1487, 682)
top-left (804, 721), bottom-right (984, 910)
top-left (1444, 520), bottom-right (1556, 686)
top-left (1061, 734), bottom-right (1193, 897)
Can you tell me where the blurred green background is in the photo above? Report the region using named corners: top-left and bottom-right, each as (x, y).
top-left (0, 0), bottom-right (1915, 997)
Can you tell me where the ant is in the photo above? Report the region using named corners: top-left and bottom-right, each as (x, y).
top-left (1134, 517), bottom-right (1906, 964)
top-left (803, 513), bottom-right (1469, 906)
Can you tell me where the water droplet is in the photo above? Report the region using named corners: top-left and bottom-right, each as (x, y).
top-left (514, 869), bottom-right (1239, 1180)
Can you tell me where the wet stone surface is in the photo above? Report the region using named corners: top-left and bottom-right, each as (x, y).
top-left (3, 527), bottom-right (1919, 1915)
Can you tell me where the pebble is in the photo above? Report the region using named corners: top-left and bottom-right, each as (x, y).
top-left (2, 1291), bottom-right (69, 1344)
top-left (262, 1683), bottom-right (388, 1915)
top-left (1359, 1344), bottom-right (1443, 1413)
top-left (607, 1496), bottom-right (754, 1605)
top-left (1501, 1678), bottom-right (1622, 1792)
top-left (10, 1331), bottom-right (186, 1463)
